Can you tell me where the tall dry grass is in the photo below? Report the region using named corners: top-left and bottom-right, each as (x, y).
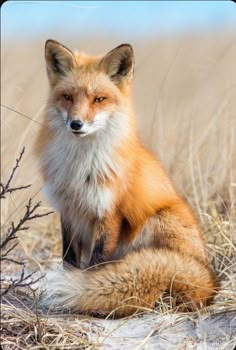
top-left (2, 32), bottom-right (235, 220)
top-left (1, 31), bottom-right (236, 349)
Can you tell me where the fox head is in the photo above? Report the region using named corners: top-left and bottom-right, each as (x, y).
top-left (45, 40), bottom-right (135, 137)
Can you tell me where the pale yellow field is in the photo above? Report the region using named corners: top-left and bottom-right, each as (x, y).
top-left (2, 32), bottom-right (236, 219)
top-left (1, 31), bottom-right (236, 349)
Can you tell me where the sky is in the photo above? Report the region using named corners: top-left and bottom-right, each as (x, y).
top-left (2, 0), bottom-right (236, 40)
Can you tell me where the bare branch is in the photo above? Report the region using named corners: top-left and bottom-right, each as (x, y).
top-left (1, 199), bottom-right (53, 250)
top-left (1, 198), bottom-right (52, 296)
top-left (1, 242), bottom-right (19, 258)
top-left (7, 184), bottom-right (31, 193)
top-left (5, 147), bottom-right (25, 190)
top-left (0, 265), bottom-right (44, 297)
top-left (1, 257), bottom-right (24, 265)
top-left (1, 148), bottom-right (53, 297)
top-left (0, 147), bottom-right (31, 198)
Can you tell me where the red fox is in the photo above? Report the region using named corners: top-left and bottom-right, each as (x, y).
top-left (35, 39), bottom-right (218, 317)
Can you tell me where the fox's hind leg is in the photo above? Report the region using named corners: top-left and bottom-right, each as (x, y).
top-left (88, 213), bottom-right (123, 267)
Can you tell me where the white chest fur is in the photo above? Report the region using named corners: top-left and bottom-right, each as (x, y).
top-left (41, 131), bottom-right (119, 219)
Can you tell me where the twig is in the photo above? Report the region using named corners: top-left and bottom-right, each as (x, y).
top-left (1, 198), bottom-right (53, 251)
top-left (0, 147), bottom-right (31, 199)
top-left (1, 148), bottom-right (53, 297)
top-left (0, 265), bottom-right (44, 297)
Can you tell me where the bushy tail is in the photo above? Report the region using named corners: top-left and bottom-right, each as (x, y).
top-left (43, 249), bottom-right (217, 317)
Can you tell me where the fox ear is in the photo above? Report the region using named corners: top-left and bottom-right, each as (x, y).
top-left (45, 40), bottom-right (75, 84)
top-left (100, 44), bottom-right (134, 84)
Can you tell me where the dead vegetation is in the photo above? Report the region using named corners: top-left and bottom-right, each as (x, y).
top-left (0, 148), bottom-right (53, 300)
top-left (1, 31), bottom-right (236, 349)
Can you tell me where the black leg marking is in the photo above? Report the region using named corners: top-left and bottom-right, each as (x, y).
top-left (89, 233), bottom-right (107, 267)
top-left (61, 218), bottom-right (79, 267)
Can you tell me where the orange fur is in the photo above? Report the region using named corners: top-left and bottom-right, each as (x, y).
top-left (35, 40), bottom-right (218, 317)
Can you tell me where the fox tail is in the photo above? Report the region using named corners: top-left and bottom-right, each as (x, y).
top-left (42, 248), bottom-right (217, 317)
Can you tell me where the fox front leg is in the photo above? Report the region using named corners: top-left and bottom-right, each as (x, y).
top-left (60, 217), bottom-right (81, 268)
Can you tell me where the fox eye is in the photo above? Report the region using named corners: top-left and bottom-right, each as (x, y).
top-left (63, 94), bottom-right (73, 102)
top-left (94, 97), bottom-right (106, 103)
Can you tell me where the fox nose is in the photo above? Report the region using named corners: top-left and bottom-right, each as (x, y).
top-left (70, 120), bottom-right (84, 131)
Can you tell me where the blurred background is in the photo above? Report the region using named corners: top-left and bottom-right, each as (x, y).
top-left (1, 1), bottom-right (236, 231)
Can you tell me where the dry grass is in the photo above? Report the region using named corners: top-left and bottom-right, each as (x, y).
top-left (1, 31), bottom-right (236, 349)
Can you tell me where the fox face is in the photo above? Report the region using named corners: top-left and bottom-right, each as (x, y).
top-left (45, 40), bottom-right (134, 137)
